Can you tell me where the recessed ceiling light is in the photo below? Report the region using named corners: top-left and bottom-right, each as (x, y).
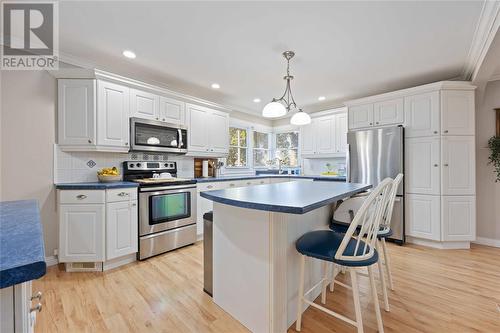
top-left (211, 83), bottom-right (220, 89)
top-left (122, 50), bottom-right (136, 59)
top-left (253, 98), bottom-right (261, 103)
top-left (318, 96), bottom-right (326, 101)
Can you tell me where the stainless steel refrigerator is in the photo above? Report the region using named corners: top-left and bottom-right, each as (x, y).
top-left (347, 126), bottom-right (404, 243)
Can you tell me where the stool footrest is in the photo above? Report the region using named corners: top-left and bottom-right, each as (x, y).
top-left (303, 299), bottom-right (358, 327)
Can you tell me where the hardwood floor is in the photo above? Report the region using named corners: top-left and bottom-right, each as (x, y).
top-left (34, 242), bottom-right (500, 333)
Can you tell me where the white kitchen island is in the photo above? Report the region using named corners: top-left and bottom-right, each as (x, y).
top-left (200, 181), bottom-right (370, 333)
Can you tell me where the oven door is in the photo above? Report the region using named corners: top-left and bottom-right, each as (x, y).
top-left (131, 117), bottom-right (187, 153)
top-left (139, 185), bottom-right (197, 236)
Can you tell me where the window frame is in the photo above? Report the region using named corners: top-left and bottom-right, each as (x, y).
top-left (226, 126), bottom-right (249, 169)
top-left (273, 129), bottom-right (300, 168)
top-left (252, 130), bottom-right (272, 169)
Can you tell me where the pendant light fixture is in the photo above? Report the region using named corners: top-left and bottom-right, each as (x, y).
top-left (262, 51), bottom-right (311, 125)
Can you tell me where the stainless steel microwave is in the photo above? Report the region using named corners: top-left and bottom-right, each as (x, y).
top-left (130, 117), bottom-right (188, 154)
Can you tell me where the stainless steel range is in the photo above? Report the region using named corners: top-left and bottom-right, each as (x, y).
top-left (123, 161), bottom-right (197, 260)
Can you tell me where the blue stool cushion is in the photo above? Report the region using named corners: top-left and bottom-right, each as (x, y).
top-left (330, 219), bottom-right (393, 239)
top-left (296, 230), bottom-right (378, 267)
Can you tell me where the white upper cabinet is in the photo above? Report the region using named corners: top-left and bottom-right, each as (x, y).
top-left (441, 90), bottom-right (475, 136)
top-left (316, 116), bottom-right (336, 154)
top-left (300, 121), bottom-right (315, 155)
top-left (406, 194), bottom-right (441, 241)
top-left (300, 111), bottom-right (347, 157)
top-left (373, 98), bottom-right (404, 126)
top-left (348, 104), bottom-right (374, 129)
top-left (186, 103), bottom-right (229, 155)
top-left (441, 196), bottom-right (475, 241)
top-left (97, 80), bottom-right (130, 150)
top-left (130, 88), bottom-right (159, 120)
top-left (58, 79), bottom-right (96, 146)
top-left (159, 96), bottom-right (186, 125)
top-left (334, 113), bottom-right (348, 153)
top-left (405, 137), bottom-right (440, 195)
top-left (208, 110), bottom-right (230, 153)
top-left (441, 136), bottom-right (475, 195)
top-left (404, 91), bottom-right (440, 137)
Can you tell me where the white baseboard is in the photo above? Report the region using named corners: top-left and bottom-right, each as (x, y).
top-left (406, 237), bottom-right (470, 249)
top-left (45, 255), bottom-right (59, 267)
top-left (473, 237), bottom-right (500, 248)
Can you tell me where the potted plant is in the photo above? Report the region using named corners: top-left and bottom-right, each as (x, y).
top-left (488, 136), bottom-right (500, 182)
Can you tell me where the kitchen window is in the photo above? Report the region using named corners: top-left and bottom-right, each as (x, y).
top-left (227, 127), bottom-right (248, 167)
top-left (253, 131), bottom-right (270, 168)
top-left (275, 131), bottom-right (299, 167)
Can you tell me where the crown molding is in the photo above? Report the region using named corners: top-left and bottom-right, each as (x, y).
top-left (344, 81), bottom-right (476, 106)
top-left (489, 72), bottom-right (500, 82)
top-left (462, 1), bottom-right (500, 80)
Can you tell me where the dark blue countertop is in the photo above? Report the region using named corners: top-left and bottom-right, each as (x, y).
top-left (200, 181), bottom-right (370, 214)
top-left (194, 174), bottom-right (346, 183)
top-left (0, 200), bottom-right (46, 289)
top-left (55, 181), bottom-right (139, 190)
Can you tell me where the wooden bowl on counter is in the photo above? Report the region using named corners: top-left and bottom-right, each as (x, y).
top-left (97, 174), bottom-right (122, 183)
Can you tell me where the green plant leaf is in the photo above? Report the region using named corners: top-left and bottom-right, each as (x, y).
top-left (487, 136), bottom-right (500, 182)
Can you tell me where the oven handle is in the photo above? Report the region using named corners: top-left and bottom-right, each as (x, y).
top-left (139, 185), bottom-right (197, 192)
top-left (177, 128), bottom-right (184, 149)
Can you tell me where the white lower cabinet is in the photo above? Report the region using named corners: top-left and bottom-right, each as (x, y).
top-left (0, 281), bottom-right (39, 333)
top-left (441, 196), bottom-right (475, 241)
top-left (59, 203), bottom-right (105, 262)
top-left (58, 188), bottom-right (138, 268)
top-left (106, 200), bottom-right (138, 260)
top-left (406, 194), bottom-right (441, 241)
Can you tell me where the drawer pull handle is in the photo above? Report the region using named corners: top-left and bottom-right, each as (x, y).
top-left (433, 131), bottom-right (438, 134)
top-left (30, 303), bottom-right (42, 313)
top-left (118, 192), bottom-right (129, 197)
top-left (444, 130), bottom-right (449, 134)
top-left (433, 164), bottom-right (438, 167)
top-left (229, 184), bottom-right (235, 187)
top-left (31, 291), bottom-right (42, 301)
top-left (246, 182), bottom-right (251, 185)
top-left (76, 195), bottom-right (87, 200)
top-left (207, 185), bottom-right (213, 189)
top-left (131, 203), bottom-right (137, 207)
top-left (444, 163), bottom-right (449, 167)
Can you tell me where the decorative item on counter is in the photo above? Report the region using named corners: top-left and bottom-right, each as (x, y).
top-left (321, 163), bottom-right (338, 176)
top-left (97, 167), bottom-right (121, 182)
top-left (202, 160), bottom-right (209, 178)
top-left (194, 158), bottom-right (217, 177)
top-left (211, 160), bottom-right (224, 178)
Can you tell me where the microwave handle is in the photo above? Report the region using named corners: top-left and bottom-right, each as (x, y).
top-left (177, 129), bottom-right (184, 148)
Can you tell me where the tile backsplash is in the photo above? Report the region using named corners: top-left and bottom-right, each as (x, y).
top-left (302, 157), bottom-right (346, 175)
top-left (54, 145), bottom-right (195, 183)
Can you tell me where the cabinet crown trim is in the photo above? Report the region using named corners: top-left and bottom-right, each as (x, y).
top-left (344, 81), bottom-right (476, 107)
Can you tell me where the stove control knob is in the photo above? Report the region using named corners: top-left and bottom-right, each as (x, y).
top-left (164, 163), bottom-right (169, 167)
top-left (129, 163), bottom-right (134, 168)
top-left (136, 163), bottom-right (142, 167)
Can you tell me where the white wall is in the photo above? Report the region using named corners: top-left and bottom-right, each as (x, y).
top-left (1, 70), bottom-right (58, 257)
top-left (475, 79), bottom-right (500, 242)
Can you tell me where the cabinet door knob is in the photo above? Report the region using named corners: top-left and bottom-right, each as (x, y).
top-left (162, 118), bottom-right (166, 121)
top-left (444, 130), bottom-right (449, 134)
top-left (444, 163), bottom-right (449, 167)
top-left (88, 139), bottom-right (92, 144)
top-left (246, 182), bottom-right (251, 185)
top-left (207, 185), bottom-right (213, 189)
top-left (229, 183), bottom-right (235, 187)
top-left (369, 122), bottom-right (373, 126)
top-left (131, 203), bottom-right (137, 207)
top-left (76, 194), bottom-right (87, 200)
top-left (210, 148), bottom-right (214, 152)
top-left (30, 303), bottom-right (42, 313)
top-left (433, 131), bottom-right (438, 134)
top-left (156, 117), bottom-right (159, 120)
top-left (31, 291), bottom-right (42, 301)
top-left (434, 164), bottom-right (438, 167)
top-left (376, 122), bottom-right (379, 125)
top-left (125, 142), bottom-right (129, 146)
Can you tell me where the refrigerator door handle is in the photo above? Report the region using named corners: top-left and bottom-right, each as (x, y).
top-left (346, 144), bottom-right (350, 183)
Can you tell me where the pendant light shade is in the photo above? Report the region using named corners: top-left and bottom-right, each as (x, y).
top-left (262, 101), bottom-right (287, 118)
top-left (290, 109), bottom-right (311, 125)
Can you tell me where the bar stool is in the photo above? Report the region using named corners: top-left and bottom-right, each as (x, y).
top-left (295, 178), bottom-right (393, 333)
top-left (329, 174), bottom-right (404, 310)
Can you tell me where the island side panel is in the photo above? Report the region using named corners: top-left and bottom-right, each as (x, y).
top-left (272, 204), bottom-right (333, 331)
top-left (212, 202), bottom-right (272, 333)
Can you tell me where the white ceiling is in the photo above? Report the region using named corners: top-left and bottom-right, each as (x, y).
top-left (58, 1), bottom-right (484, 116)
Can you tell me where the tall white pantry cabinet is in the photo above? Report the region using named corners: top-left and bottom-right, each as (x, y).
top-left (346, 81), bottom-right (476, 249)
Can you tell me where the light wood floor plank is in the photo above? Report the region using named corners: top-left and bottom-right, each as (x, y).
top-left (33, 242), bottom-right (500, 333)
